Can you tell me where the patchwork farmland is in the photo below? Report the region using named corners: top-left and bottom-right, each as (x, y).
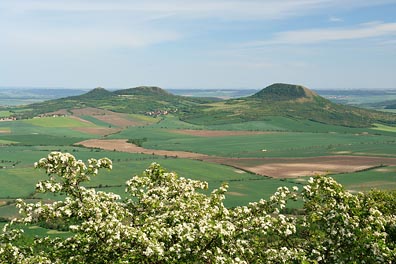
top-left (1, 85), bottom-right (396, 220)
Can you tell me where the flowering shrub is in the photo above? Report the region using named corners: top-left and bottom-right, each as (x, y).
top-left (1, 152), bottom-right (395, 263)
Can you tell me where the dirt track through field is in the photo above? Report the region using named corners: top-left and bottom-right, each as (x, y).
top-left (76, 139), bottom-right (396, 178)
top-left (77, 139), bottom-right (209, 159)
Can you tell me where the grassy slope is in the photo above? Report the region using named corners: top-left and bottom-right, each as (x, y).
top-left (180, 96), bottom-right (396, 128)
top-left (23, 116), bottom-right (95, 128)
top-left (0, 120), bottom-right (98, 145)
top-left (13, 87), bottom-right (214, 119)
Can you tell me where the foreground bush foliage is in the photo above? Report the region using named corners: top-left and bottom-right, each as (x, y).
top-left (1, 152), bottom-right (395, 263)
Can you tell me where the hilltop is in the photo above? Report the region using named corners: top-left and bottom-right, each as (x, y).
top-left (72, 87), bottom-right (114, 99)
top-left (250, 83), bottom-right (317, 101)
top-left (114, 86), bottom-right (172, 96)
top-left (9, 83), bottom-right (396, 128)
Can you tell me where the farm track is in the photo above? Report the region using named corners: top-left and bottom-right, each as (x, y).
top-left (76, 139), bottom-right (209, 159)
top-left (76, 139), bottom-right (396, 178)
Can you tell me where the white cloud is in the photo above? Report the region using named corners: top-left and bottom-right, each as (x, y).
top-left (243, 22), bottom-right (396, 46)
top-left (329, 16), bottom-right (343, 22)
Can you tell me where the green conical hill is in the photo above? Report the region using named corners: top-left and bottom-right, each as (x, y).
top-left (74, 87), bottom-right (114, 100)
top-left (251, 83), bottom-right (318, 101)
top-left (180, 83), bottom-right (396, 127)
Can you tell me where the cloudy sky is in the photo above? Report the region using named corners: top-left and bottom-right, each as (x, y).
top-left (1, 0), bottom-right (396, 89)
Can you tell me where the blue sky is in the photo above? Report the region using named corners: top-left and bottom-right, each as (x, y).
top-left (1, 0), bottom-right (396, 89)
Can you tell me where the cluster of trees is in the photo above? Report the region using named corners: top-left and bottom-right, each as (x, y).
top-left (127, 138), bottom-right (148, 147)
top-left (1, 152), bottom-right (395, 263)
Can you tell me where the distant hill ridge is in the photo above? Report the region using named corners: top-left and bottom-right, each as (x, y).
top-left (13, 83), bottom-right (396, 128)
top-left (76, 84), bottom-right (319, 101)
top-left (69, 86), bottom-right (172, 99)
top-left (114, 86), bottom-right (171, 96)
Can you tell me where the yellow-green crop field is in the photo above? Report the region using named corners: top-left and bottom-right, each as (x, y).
top-left (22, 116), bottom-right (95, 128)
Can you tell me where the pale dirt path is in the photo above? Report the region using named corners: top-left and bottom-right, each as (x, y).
top-left (76, 139), bottom-right (209, 159)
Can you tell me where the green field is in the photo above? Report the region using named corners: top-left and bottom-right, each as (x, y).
top-left (0, 111), bottom-right (13, 118)
top-left (22, 116), bottom-right (95, 128)
top-left (1, 105), bottom-right (396, 221)
top-left (79, 115), bottom-right (114, 127)
top-left (0, 119), bottom-right (101, 146)
top-left (0, 144), bottom-right (298, 209)
top-left (109, 120), bottom-right (396, 158)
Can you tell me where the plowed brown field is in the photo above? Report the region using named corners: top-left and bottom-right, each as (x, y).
top-left (203, 156), bottom-right (396, 178)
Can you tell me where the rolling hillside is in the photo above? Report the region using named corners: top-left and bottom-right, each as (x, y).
top-left (10, 83), bottom-right (396, 128)
top-left (180, 83), bottom-right (396, 127)
top-left (13, 86), bottom-right (217, 119)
